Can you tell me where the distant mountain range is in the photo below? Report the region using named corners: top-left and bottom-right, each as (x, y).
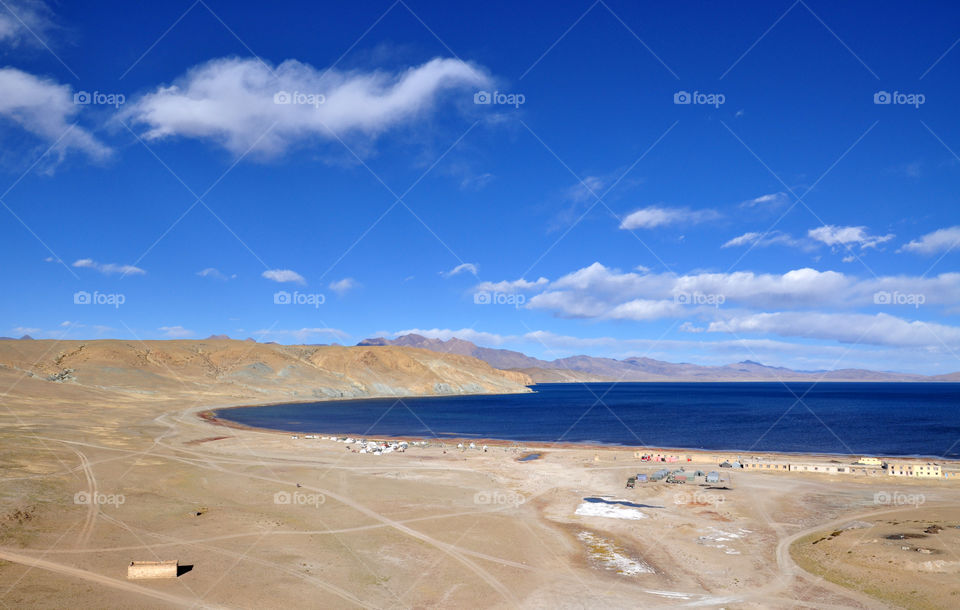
top-left (358, 334), bottom-right (960, 382)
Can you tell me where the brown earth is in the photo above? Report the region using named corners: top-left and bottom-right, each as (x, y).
top-left (0, 338), bottom-right (957, 608)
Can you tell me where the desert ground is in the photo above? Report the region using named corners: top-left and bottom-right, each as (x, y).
top-left (1, 340), bottom-right (959, 608)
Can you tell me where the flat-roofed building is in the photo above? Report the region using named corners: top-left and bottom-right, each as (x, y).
top-left (888, 463), bottom-right (941, 478)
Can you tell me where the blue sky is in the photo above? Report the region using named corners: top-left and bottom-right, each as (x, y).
top-left (2, 0), bottom-right (959, 373)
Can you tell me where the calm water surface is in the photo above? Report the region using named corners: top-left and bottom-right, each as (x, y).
top-left (215, 382), bottom-right (960, 457)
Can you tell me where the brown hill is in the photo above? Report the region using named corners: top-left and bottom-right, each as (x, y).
top-left (360, 334), bottom-right (942, 382)
top-left (0, 339), bottom-right (532, 404)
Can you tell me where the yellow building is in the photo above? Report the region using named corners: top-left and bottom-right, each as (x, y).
top-left (887, 463), bottom-right (942, 478)
top-left (857, 457), bottom-right (883, 466)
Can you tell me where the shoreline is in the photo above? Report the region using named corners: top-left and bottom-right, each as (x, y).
top-left (199, 403), bottom-right (960, 464)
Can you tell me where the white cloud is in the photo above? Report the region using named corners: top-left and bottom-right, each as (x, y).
top-left (0, 1), bottom-right (55, 48)
top-left (262, 269), bottom-right (305, 284)
top-left (739, 192), bottom-right (788, 208)
top-left (808, 225), bottom-right (894, 250)
top-left (392, 328), bottom-right (515, 346)
top-left (566, 176), bottom-right (606, 203)
top-left (443, 262), bottom-right (478, 277)
top-left (329, 277), bottom-right (357, 295)
top-left (159, 325), bottom-right (193, 338)
top-left (708, 312), bottom-right (960, 348)
top-left (197, 267), bottom-right (233, 280)
top-left (72, 258), bottom-right (145, 275)
top-left (482, 262), bottom-right (960, 327)
top-left (619, 206), bottom-right (719, 230)
top-left (0, 68), bottom-right (111, 162)
top-left (124, 56), bottom-right (490, 157)
top-left (899, 226), bottom-right (960, 256)
top-left (721, 230), bottom-right (801, 249)
top-left (474, 277), bottom-right (548, 293)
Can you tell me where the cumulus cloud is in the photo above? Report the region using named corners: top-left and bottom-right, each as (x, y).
top-left (474, 277), bottom-right (548, 293)
top-left (442, 262), bottom-right (478, 277)
top-left (159, 325), bottom-right (193, 338)
top-left (328, 277), bottom-right (357, 295)
top-left (619, 206), bottom-right (720, 230)
top-left (124, 56), bottom-right (490, 156)
top-left (481, 262), bottom-right (960, 329)
top-left (899, 226), bottom-right (960, 256)
top-left (72, 258), bottom-right (145, 275)
top-left (0, 68), bottom-right (111, 162)
top-left (261, 269), bottom-right (305, 284)
top-left (808, 225), bottom-right (894, 250)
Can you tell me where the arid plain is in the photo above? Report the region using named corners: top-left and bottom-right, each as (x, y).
top-left (2, 339), bottom-right (958, 609)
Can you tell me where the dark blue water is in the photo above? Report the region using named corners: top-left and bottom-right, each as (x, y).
top-left (215, 382), bottom-right (960, 458)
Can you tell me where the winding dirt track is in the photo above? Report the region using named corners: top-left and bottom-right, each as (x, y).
top-left (0, 548), bottom-right (216, 608)
top-left (3, 413), bottom-right (919, 608)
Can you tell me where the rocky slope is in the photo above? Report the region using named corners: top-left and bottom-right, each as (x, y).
top-left (0, 339), bottom-right (533, 403)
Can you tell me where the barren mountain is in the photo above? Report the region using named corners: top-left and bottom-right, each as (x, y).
top-left (0, 339), bottom-right (533, 403)
top-left (360, 334), bottom-right (941, 382)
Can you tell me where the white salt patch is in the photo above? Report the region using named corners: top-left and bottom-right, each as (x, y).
top-left (575, 502), bottom-right (647, 520)
top-left (696, 527), bottom-right (752, 554)
top-left (644, 590), bottom-right (693, 600)
top-left (578, 532), bottom-right (654, 575)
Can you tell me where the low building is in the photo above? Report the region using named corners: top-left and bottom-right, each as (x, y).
top-left (857, 456), bottom-right (883, 466)
top-left (743, 461), bottom-right (791, 472)
top-left (789, 463), bottom-right (844, 474)
top-left (888, 463), bottom-right (942, 478)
